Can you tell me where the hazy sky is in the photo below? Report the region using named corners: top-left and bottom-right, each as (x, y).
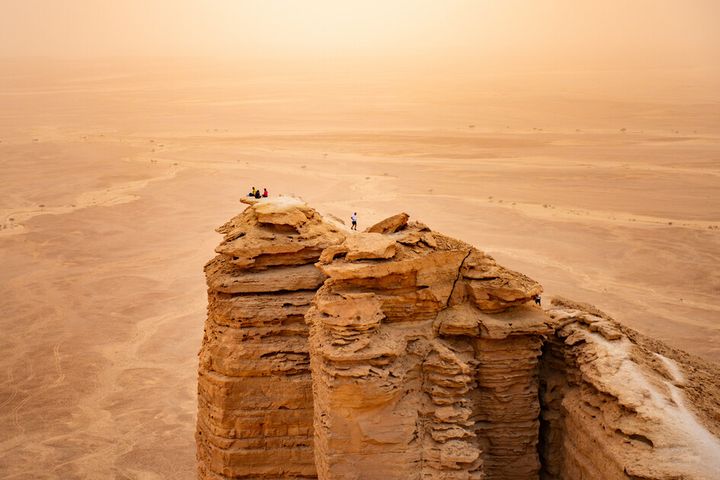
top-left (2, 0), bottom-right (719, 70)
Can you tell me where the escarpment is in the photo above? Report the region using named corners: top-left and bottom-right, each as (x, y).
top-left (539, 298), bottom-right (720, 480)
top-left (197, 198), bottom-right (345, 479)
top-left (308, 223), bottom-right (550, 480)
top-left (198, 198), bottom-right (720, 480)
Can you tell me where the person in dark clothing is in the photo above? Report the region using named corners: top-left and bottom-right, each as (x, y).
top-left (254, 189), bottom-right (261, 199)
top-left (534, 295), bottom-right (542, 306)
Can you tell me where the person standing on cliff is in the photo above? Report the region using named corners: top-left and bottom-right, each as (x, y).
top-left (351, 212), bottom-right (358, 230)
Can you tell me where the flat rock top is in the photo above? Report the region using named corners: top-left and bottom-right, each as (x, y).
top-left (253, 197), bottom-right (316, 226)
top-left (213, 196), bottom-right (346, 269)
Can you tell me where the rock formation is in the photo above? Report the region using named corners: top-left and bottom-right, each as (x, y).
top-left (307, 219), bottom-right (550, 480)
top-left (197, 198), bottom-right (720, 480)
top-left (539, 298), bottom-right (720, 480)
top-left (197, 198), bottom-right (345, 479)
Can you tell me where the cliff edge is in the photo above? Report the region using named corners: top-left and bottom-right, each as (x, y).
top-left (197, 197), bottom-right (720, 480)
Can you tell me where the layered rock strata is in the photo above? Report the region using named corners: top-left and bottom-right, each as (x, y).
top-left (539, 298), bottom-right (720, 480)
top-left (197, 198), bottom-right (345, 479)
top-left (307, 224), bottom-right (551, 480)
top-left (198, 199), bottom-right (720, 480)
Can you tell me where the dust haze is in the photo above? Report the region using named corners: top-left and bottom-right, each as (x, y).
top-left (1, 1), bottom-right (719, 478)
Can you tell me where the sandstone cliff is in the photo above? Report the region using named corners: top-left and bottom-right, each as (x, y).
top-left (197, 198), bottom-right (345, 478)
top-left (197, 198), bottom-right (720, 480)
top-left (307, 220), bottom-right (549, 480)
top-left (539, 298), bottom-right (720, 480)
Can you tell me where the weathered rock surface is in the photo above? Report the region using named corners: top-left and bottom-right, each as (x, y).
top-left (307, 221), bottom-right (551, 480)
top-left (197, 197), bottom-right (346, 479)
top-left (197, 200), bottom-right (720, 480)
top-left (539, 297), bottom-right (720, 480)
top-left (365, 212), bottom-right (409, 234)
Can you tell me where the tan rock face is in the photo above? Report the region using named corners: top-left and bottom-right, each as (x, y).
top-left (364, 211), bottom-right (409, 234)
top-left (197, 198), bottom-right (346, 479)
top-left (308, 219), bottom-right (550, 480)
top-left (539, 298), bottom-right (720, 480)
top-left (198, 204), bottom-right (720, 480)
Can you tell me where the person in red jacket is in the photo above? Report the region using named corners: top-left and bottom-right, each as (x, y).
top-left (262, 188), bottom-right (268, 197)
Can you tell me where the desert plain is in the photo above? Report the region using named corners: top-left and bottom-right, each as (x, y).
top-left (0, 60), bottom-right (718, 478)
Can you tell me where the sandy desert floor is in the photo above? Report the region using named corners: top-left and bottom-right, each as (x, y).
top-left (1, 62), bottom-right (718, 478)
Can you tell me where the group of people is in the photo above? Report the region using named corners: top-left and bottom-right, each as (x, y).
top-left (247, 187), bottom-right (268, 199)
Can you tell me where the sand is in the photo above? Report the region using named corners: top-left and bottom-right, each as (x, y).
top-left (0, 60), bottom-right (718, 478)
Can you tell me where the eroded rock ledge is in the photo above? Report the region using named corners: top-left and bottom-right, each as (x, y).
top-left (197, 198), bottom-right (720, 480)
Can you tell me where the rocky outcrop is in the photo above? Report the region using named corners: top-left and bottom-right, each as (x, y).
top-left (197, 198), bottom-right (345, 479)
top-left (306, 225), bottom-right (551, 480)
top-left (364, 212), bottom-right (409, 234)
top-left (539, 298), bottom-right (720, 480)
top-left (197, 199), bottom-right (720, 479)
